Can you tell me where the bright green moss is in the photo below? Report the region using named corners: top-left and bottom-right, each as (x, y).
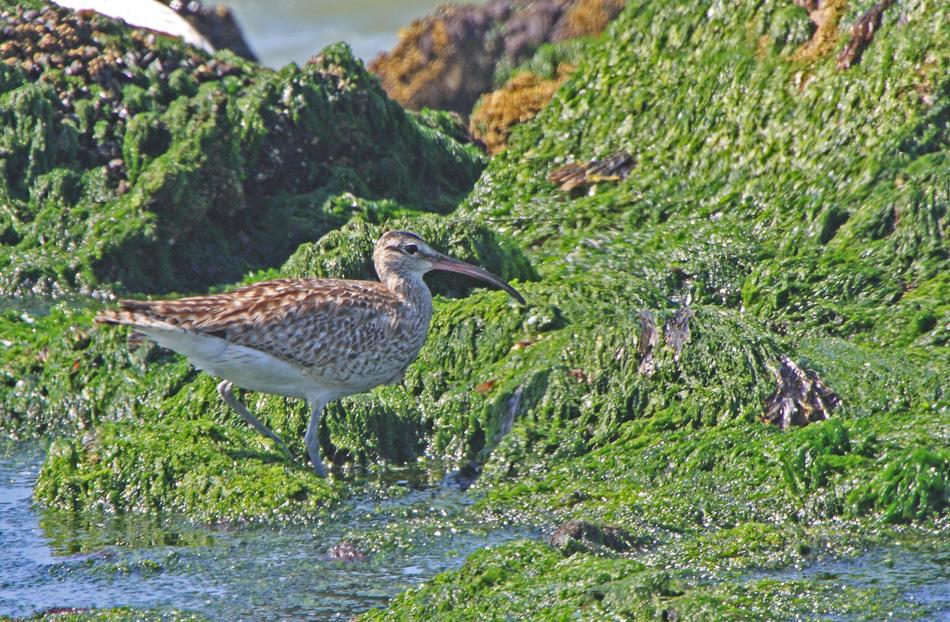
top-left (364, 0), bottom-right (950, 616)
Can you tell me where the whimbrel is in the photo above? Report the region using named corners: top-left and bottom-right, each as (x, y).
top-left (95, 231), bottom-right (525, 477)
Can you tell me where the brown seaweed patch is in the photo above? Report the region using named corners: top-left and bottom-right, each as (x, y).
top-left (561, 0), bottom-right (627, 40)
top-left (548, 151), bottom-right (634, 191)
top-left (469, 67), bottom-right (572, 156)
top-left (789, 0), bottom-right (850, 65)
top-left (836, 0), bottom-right (895, 70)
top-left (762, 355), bottom-right (841, 430)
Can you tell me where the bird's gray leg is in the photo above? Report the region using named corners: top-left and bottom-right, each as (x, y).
top-left (304, 399), bottom-right (327, 478)
top-left (217, 380), bottom-right (289, 449)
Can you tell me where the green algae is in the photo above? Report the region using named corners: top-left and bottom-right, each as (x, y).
top-left (356, 0), bottom-right (950, 618)
top-left (3, 0), bottom-right (950, 619)
top-left (360, 538), bottom-right (921, 622)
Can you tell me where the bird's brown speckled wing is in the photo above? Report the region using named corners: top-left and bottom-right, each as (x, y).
top-left (99, 278), bottom-right (404, 369)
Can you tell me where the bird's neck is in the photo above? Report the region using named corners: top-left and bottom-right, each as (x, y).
top-left (383, 271), bottom-right (433, 313)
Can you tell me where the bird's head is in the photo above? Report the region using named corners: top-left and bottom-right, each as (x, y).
top-left (373, 230), bottom-right (525, 304)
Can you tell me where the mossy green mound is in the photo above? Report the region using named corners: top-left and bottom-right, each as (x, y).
top-left (0, 1), bottom-right (482, 296)
top-left (361, 0), bottom-right (950, 617)
top-left (361, 537), bottom-right (925, 622)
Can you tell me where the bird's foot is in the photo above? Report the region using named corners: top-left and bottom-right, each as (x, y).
top-left (310, 457), bottom-right (327, 478)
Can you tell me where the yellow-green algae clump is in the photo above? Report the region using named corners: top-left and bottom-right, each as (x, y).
top-left (2, 0), bottom-right (950, 620)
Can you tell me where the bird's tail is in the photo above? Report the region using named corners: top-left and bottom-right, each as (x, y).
top-left (94, 304), bottom-right (183, 332)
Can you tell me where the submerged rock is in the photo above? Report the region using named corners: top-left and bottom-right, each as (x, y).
top-left (548, 519), bottom-right (639, 555)
top-left (326, 539), bottom-right (370, 562)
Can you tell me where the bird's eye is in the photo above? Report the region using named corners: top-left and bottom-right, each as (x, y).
top-left (405, 244), bottom-right (418, 255)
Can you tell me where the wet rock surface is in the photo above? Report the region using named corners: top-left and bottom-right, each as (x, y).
top-left (762, 355), bottom-right (841, 429)
top-left (548, 519), bottom-right (639, 555)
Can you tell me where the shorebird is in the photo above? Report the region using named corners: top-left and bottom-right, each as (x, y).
top-left (95, 231), bottom-right (525, 477)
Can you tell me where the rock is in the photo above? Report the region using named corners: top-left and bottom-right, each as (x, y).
top-left (0, 2), bottom-right (483, 296)
top-left (163, 0), bottom-right (258, 61)
top-left (548, 519), bottom-right (638, 555)
top-left (52, 0), bottom-right (257, 60)
top-left (51, 0), bottom-right (213, 52)
top-left (326, 540), bottom-right (369, 562)
top-left (369, 0), bottom-right (626, 117)
top-left (761, 355), bottom-right (841, 430)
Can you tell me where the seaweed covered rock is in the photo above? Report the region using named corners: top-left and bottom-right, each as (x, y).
top-left (360, 0), bottom-right (950, 618)
top-left (446, 0), bottom-right (950, 525)
top-left (12, 0), bottom-right (950, 616)
top-left (0, 0), bottom-right (483, 296)
top-left (467, 0), bottom-right (949, 347)
top-left (361, 535), bottom-right (920, 621)
top-left (36, 408), bottom-right (344, 522)
top-left (0, 305), bottom-right (138, 439)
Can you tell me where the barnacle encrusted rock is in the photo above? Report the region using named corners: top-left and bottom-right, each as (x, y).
top-left (0, 1), bottom-right (483, 297)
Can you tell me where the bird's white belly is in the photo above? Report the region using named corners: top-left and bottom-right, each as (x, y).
top-left (139, 328), bottom-right (334, 401)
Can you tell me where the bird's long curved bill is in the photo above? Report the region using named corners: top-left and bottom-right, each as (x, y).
top-left (430, 254), bottom-right (526, 304)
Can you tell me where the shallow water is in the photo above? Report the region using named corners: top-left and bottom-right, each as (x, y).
top-left (0, 442), bottom-right (536, 620)
top-left (223, 0), bottom-right (489, 69)
top-left (762, 541), bottom-right (950, 620)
